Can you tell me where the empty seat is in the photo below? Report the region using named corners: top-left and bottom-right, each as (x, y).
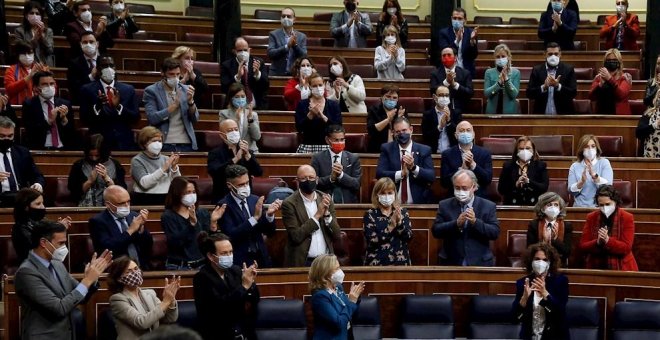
top-left (518, 67), bottom-right (532, 81)
top-left (176, 300), bottom-right (199, 331)
top-left (596, 135), bottom-right (623, 157)
top-left (266, 95), bottom-right (287, 111)
top-left (194, 61), bottom-right (220, 75)
top-left (403, 14), bottom-right (420, 23)
top-left (466, 98), bottom-right (483, 114)
top-left (612, 180), bottom-right (633, 208)
top-left (548, 178), bottom-right (571, 205)
top-left (44, 177), bottom-right (76, 207)
top-left (404, 65), bottom-right (436, 79)
top-left (398, 97), bottom-right (425, 113)
top-left (243, 35), bottom-right (269, 46)
top-left (313, 12), bottom-right (334, 22)
top-left (251, 177), bottom-right (286, 198)
top-left (195, 130), bottom-right (222, 151)
top-left (254, 9), bottom-right (281, 20)
top-left (636, 180), bottom-right (660, 209)
top-left (507, 233), bottom-right (527, 267)
top-left (185, 6), bottom-right (213, 17)
top-left (333, 231), bottom-right (351, 266)
top-left (566, 297), bottom-right (600, 340)
top-left (70, 236), bottom-right (94, 273)
top-left (530, 135), bottom-right (564, 156)
top-left (630, 100), bottom-right (646, 115)
top-left (149, 233), bottom-right (168, 270)
top-left (258, 132), bottom-right (298, 153)
top-left (469, 295), bottom-right (521, 339)
top-left (352, 296), bottom-right (381, 340)
top-left (475, 65), bottom-right (488, 80)
top-left (612, 301), bottom-right (660, 340)
top-left (497, 39), bottom-right (526, 50)
top-left (509, 17), bottom-right (538, 25)
top-left (129, 3), bottom-right (155, 14)
top-left (0, 237), bottom-right (19, 276)
top-left (194, 178), bottom-right (214, 206)
top-left (400, 295), bottom-right (454, 339)
top-left (345, 133), bottom-right (368, 153)
top-left (573, 99), bottom-right (593, 114)
top-left (184, 32), bottom-right (213, 43)
top-left (480, 137), bottom-right (515, 156)
top-left (351, 64), bottom-right (374, 78)
top-left (364, 97), bottom-right (381, 109)
top-left (486, 179), bottom-right (503, 205)
top-left (97, 308), bottom-right (117, 340)
top-left (255, 299), bottom-right (307, 340)
top-left (474, 16), bottom-right (503, 25)
top-left (575, 67), bottom-right (594, 80)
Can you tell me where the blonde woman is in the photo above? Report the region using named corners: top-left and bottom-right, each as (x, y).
top-left (363, 177), bottom-right (412, 265)
top-left (643, 55), bottom-right (660, 108)
top-left (636, 90), bottom-right (660, 158)
top-left (568, 134), bottom-right (613, 208)
top-left (588, 48), bottom-right (632, 115)
top-left (374, 25), bottom-right (406, 80)
top-left (484, 44), bottom-right (521, 114)
top-left (219, 83), bottom-right (261, 153)
top-left (172, 46), bottom-right (208, 105)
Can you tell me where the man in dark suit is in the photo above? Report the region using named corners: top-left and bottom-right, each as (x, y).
top-left (538, 0), bottom-right (578, 51)
top-left (15, 220), bottom-right (112, 339)
top-left (208, 119), bottom-right (263, 202)
top-left (432, 169), bottom-right (500, 266)
top-left (311, 124), bottom-right (362, 203)
top-left (221, 37), bottom-right (270, 109)
top-left (422, 85), bottom-right (462, 154)
top-left (217, 164), bottom-right (282, 268)
top-left (526, 42), bottom-right (578, 114)
top-left (282, 165), bottom-right (341, 267)
top-left (267, 7), bottom-right (307, 76)
top-left (79, 56), bottom-right (139, 150)
top-left (376, 117), bottom-right (435, 204)
top-left (89, 185), bottom-right (153, 268)
top-left (437, 7), bottom-right (479, 77)
top-left (330, 0), bottom-right (372, 48)
top-left (64, 0), bottom-right (113, 56)
top-left (22, 71), bottom-right (75, 150)
top-left (430, 47), bottom-right (474, 114)
top-left (440, 120), bottom-right (492, 198)
top-left (0, 116), bottom-right (46, 207)
top-left (105, 0), bottom-right (140, 39)
top-left (67, 31), bottom-right (99, 105)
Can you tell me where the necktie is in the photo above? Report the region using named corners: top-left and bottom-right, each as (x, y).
top-left (118, 217), bottom-right (140, 264)
top-left (286, 33), bottom-right (295, 74)
top-left (461, 204), bottom-right (469, 230)
top-left (545, 68), bottom-right (557, 115)
top-left (332, 155), bottom-right (344, 204)
top-left (400, 150), bottom-right (408, 203)
top-left (49, 264), bottom-right (64, 289)
top-left (241, 200), bottom-right (251, 220)
top-left (106, 86), bottom-right (114, 105)
top-left (1, 151), bottom-right (17, 192)
top-left (241, 64), bottom-right (254, 104)
top-left (118, 22), bottom-right (127, 39)
top-left (88, 58), bottom-right (95, 70)
top-left (46, 101), bottom-right (60, 148)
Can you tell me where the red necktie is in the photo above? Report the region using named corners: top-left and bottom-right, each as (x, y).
top-left (46, 101), bottom-right (59, 148)
top-left (118, 23), bottom-right (127, 39)
top-left (241, 65), bottom-right (254, 104)
top-left (106, 86), bottom-right (114, 105)
top-left (400, 150), bottom-right (408, 203)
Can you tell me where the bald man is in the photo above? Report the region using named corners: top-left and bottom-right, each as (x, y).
top-left (220, 37), bottom-right (270, 109)
top-left (88, 185), bottom-right (153, 267)
top-left (281, 165), bottom-right (341, 267)
top-left (208, 119), bottom-right (263, 202)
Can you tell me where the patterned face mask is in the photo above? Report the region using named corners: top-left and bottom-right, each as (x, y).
top-left (119, 268), bottom-right (143, 287)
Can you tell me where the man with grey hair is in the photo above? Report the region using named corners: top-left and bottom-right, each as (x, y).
top-left (432, 169), bottom-right (500, 266)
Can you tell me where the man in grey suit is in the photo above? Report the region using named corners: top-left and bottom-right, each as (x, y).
top-left (267, 7), bottom-right (308, 76)
top-left (330, 0), bottom-right (372, 48)
top-left (15, 220), bottom-right (113, 340)
top-left (311, 124), bottom-right (362, 203)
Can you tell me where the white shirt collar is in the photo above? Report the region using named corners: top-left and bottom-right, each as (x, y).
top-left (300, 190), bottom-right (317, 203)
top-left (399, 142), bottom-right (412, 154)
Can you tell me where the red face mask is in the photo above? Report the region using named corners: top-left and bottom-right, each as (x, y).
top-left (442, 55), bottom-right (455, 68)
top-left (330, 141), bottom-right (345, 154)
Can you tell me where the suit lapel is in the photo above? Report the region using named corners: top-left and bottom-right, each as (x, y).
top-left (155, 82), bottom-right (168, 110)
top-left (28, 254), bottom-right (66, 296)
top-left (293, 192), bottom-right (310, 225)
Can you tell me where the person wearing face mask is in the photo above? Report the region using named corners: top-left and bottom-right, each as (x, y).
top-left (208, 119), bottom-right (264, 202)
top-left (311, 124), bottom-right (362, 204)
top-left (326, 56), bottom-right (367, 113)
top-left (527, 42), bottom-right (578, 115)
top-left (643, 56), bottom-right (660, 108)
top-left (282, 165), bottom-right (341, 267)
top-left (194, 231), bottom-right (260, 340)
top-left (526, 192), bottom-right (573, 266)
top-left (430, 47), bottom-right (474, 113)
top-left (221, 37), bottom-right (270, 110)
top-left (64, 0), bottom-right (114, 56)
top-left (512, 243), bottom-right (569, 340)
top-left (433, 169), bottom-right (500, 266)
top-left (330, 0), bottom-right (372, 48)
top-left (538, 0), bottom-right (578, 51)
top-left (374, 25), bottom-right (406, 80)
top-left (579, 184), bottom-right (638, 271)
top-left (219, 83), bottom-right (262, 153)
top-left (15, 2), bottom-right (55, 67)
top-left (437, 7), bottom-right (478, 77)
top-left (267, 7), bottom-right (308, 76)
top-left (568, 134), bottom-right (614, 208)
top-left (636, 90), bottom-right (660, 158)
top-left (367, 84), bottom-right (408, 152)
top-left (422, 85), bottom-right (462, 154)
top-left (440, 120), bottom-right (492, 198)
top-left (296, 72), bottom-right (343, 153)
top-left (106, 0), bottom-right (140, 39)
top-left (15, 220), bottom-right (113, 340)
top-left (376, 0), bottom-right (408, 47)
top-left (66, 31), bottom-right (100, 105)
top-left (79, 56), bottom-right (139, 151)
top-left (363, 177), bottom-right (412, 266)
top-left (4, 41), bottom-right (48, 105)
top-left (376, 117), bottom-right (434, 204)
top-left (217, 165), bottom-right (281, 268)
top-left (309, 254), bottom-right (365, 339)
top-left (108, 256), bottom-right (180, 340)
top-left (284, 57), bottom-right (317, 110)
top-left (35, 0), bottom-right (75, 36)
top-left (484, 44), bottom-right (521, 114)
top-left (498, 136), bottom-right (549, 206)
top-left (22, 70), bottom-right (76, 150)
top-left (588, 48), bottom-right (632, 115)
top-left (172, 46), bottom-right (208, 107)
top-left (600, 0), bottom-right (640, 50)
top-left (68, 134), bottom-right (127, 207)
top-left (131, 126), bottom-right (182, 206)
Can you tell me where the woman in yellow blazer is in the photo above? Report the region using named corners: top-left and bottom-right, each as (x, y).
top-left (484, 44), bottom-right (521, 114)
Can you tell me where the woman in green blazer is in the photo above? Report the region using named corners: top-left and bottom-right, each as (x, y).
top-left (484, 44), bottom-right (521, 114)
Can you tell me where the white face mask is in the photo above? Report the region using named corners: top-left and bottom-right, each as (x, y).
top-left (181, 193), bottom-right (197, 207)
top-left (112, 2), bottom-right (125, 12)
top-left (436, 96), bottom-right (451, 108)
top-left (384, 36), bottom-right (397, 45)
top-left (101, 67), bottom-right (115, 83)
top-left (311, 85), bottom-right (325, 97)
top-left (232, 184), bottom-right (251, 200)
top-left (165, 77), bottom-right (179, 89)
top-left (115, 206), bottom-right (130, 218)
top-left (46, 240), bottom-right (69, 262)
top-left (601, 204), bottom-right (616, 218)
top-left (454, 189), bottom-right (471, 203)
top-left (583, 148), bottom-right (597, 161)
top-left (547, 55), bottom-right (560, 67)
top-left (495, 57), bottom-right (508, 68)
top-left (331, 64), bottom-right (343, 76)
top-left (616, 4), bottom-right (626, 13)
top-left (387, 7), bottom-right (397, 15)
top-left (28, 14), bottom-right (42, 25)
top-left (517, 149), bottom-right (533, 162)
top-left (40, 86), bottom-right (56, 100)
top-left (19, 53), bottom-right (34, 66)
top-left (378, 194), bottom-right (395, 207)
top-left (237, 51), bottom-right (250, 63)
top-left (81, 42), bottom-right (97, 56)
top-left (80, 10), bottom-right (92, 23)
top-left (330, 268), bottom-right (345, 285)
top-left (281, 17), bottom-right (294, 27)
top-left (544, 206), bottom-right (560, 220)
top-left (226, 130), bottom-right (241, 145)
top-left (532, 259), bottom-right (549, 275)
top-left (300, 66), bottom-right (312, 77)
top-left (147, 141), bottom-right (162, 155)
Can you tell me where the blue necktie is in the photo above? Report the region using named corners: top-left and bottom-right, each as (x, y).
top-left (2, 151), bottom-right (17, 192)
top-left (241, 200), bottom-right (251, 220)
top-left (118, 217), bottom-right (140, 264)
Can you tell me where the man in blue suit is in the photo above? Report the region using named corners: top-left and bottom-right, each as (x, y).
top-left (376, 117), bottom-right (435, 204)
top-left (218, 164), bottom-right (282, 267)
top-left (79, 56), bottom-right (139, 151)
top-left (538, 0), bottom-right (578, 51)
top-left (438, 8), bottom-right (478, 78)
top-left (267, 7), bottom-right (307, 76)
top-left (432, 169), bottom-right (500, 266)
top-left (89, 185), bottom-right (153, 268)
top-left (440, 120), bottom-right (492, 198)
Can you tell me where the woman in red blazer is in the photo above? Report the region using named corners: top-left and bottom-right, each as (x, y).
top-left (589, 48), bottom-right (632, 115)
top-left (599, 0), bottom-right (640, 50)
top-left (283, 57), bottom-right (317, 111)
top-left (579, 184), bottom-right (638, 271)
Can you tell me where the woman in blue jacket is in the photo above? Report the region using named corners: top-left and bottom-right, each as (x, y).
top-left (484, 44), bottom-right (521, 114)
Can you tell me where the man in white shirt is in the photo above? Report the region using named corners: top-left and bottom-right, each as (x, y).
top-left (422, 85), bottom-right (462, 154)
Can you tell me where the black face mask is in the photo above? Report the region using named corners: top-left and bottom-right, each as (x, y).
top-left (345, 2), bottom-right (356, 12)
top-left (299, 180), bottom-right (317, 195)
top-left (604, 60), bottom-right (620, 72)
top-left (0, 138), bottom-right (13, 153)
top-left (28, 208), bottom-right (46, 221)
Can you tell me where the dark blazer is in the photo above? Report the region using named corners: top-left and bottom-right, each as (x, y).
top-left (4, 144), bottom-right (46, 190)
top-left (221, 56), bottom-right (270, 109)
top-left (526, 219), bottom-right (573, 265)
top-left (67, 54), bottom-right (96, 104)
top-left (67, 158), bottom-right (127, 203)
top-left (37, 0), bottom-right (75, 36)
top-left (311, 285), bottom-right (358, 340)
top-left (421, 106), bottom-right (461, 154)
top-left (184, 68), bottom-right (209, 106)
top-left (440, 145), bottom-right (493, 198)
top-left (311, 149), bottom-right (362, 203)
top-left (89, 209), bottom-right (153, 268)
top-left (11, 219), bottom-right (37, 264)
top-left (431, 196), bottom-right (500, 266)
top-left (538, 9), bottom-right (578, 51)
top-left (498, 160), bottom-right (549, 205)
top-left (79, 80), bottom-right (139, 150)
top-left (438, 26), bottom-right (479, 77)
top-left (330, 10), bottom-right (372, 48)
top-left (22, 96), bottom-right (75, 150)
top-left (375, 141), bottom-right (435, 204)
top-left (295, 99), bottom-right (343, 146)
top-left (513, 273), bottom-right (570, 340)
top-left (207, 143), bottom-right (263, 202)
top-left (526, 62), bottom-right (578, 114)
top-left (106, 12), bottom-right (140, 39)
top-left (193, 264), bottom-right (260, 340)
top-left (366, 103), bottom-right (409, 153)
top-left (429, 66), bottom-right (474, 113)
top-left (64, 19), bottom-right (114, 55)
top-left (267, 28), bottom-right (308, 76)
top-left (217, 193), bottom-right (276, 267)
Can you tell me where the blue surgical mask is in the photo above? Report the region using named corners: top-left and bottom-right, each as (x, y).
top-left (457, 132), bottom-right (473, 145)
top-left (216, 254), bottom-right (233, 269)
top-left (232, 97), bottom-right (247, 108)
top-left (551, 1), bottom-right (563, 12)
top-left (383, 98), bottom-right (398, 110)
top-left (396, 132), bottom-right (411, 145)
top-left (452, 19), bottom-right (464, 31)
